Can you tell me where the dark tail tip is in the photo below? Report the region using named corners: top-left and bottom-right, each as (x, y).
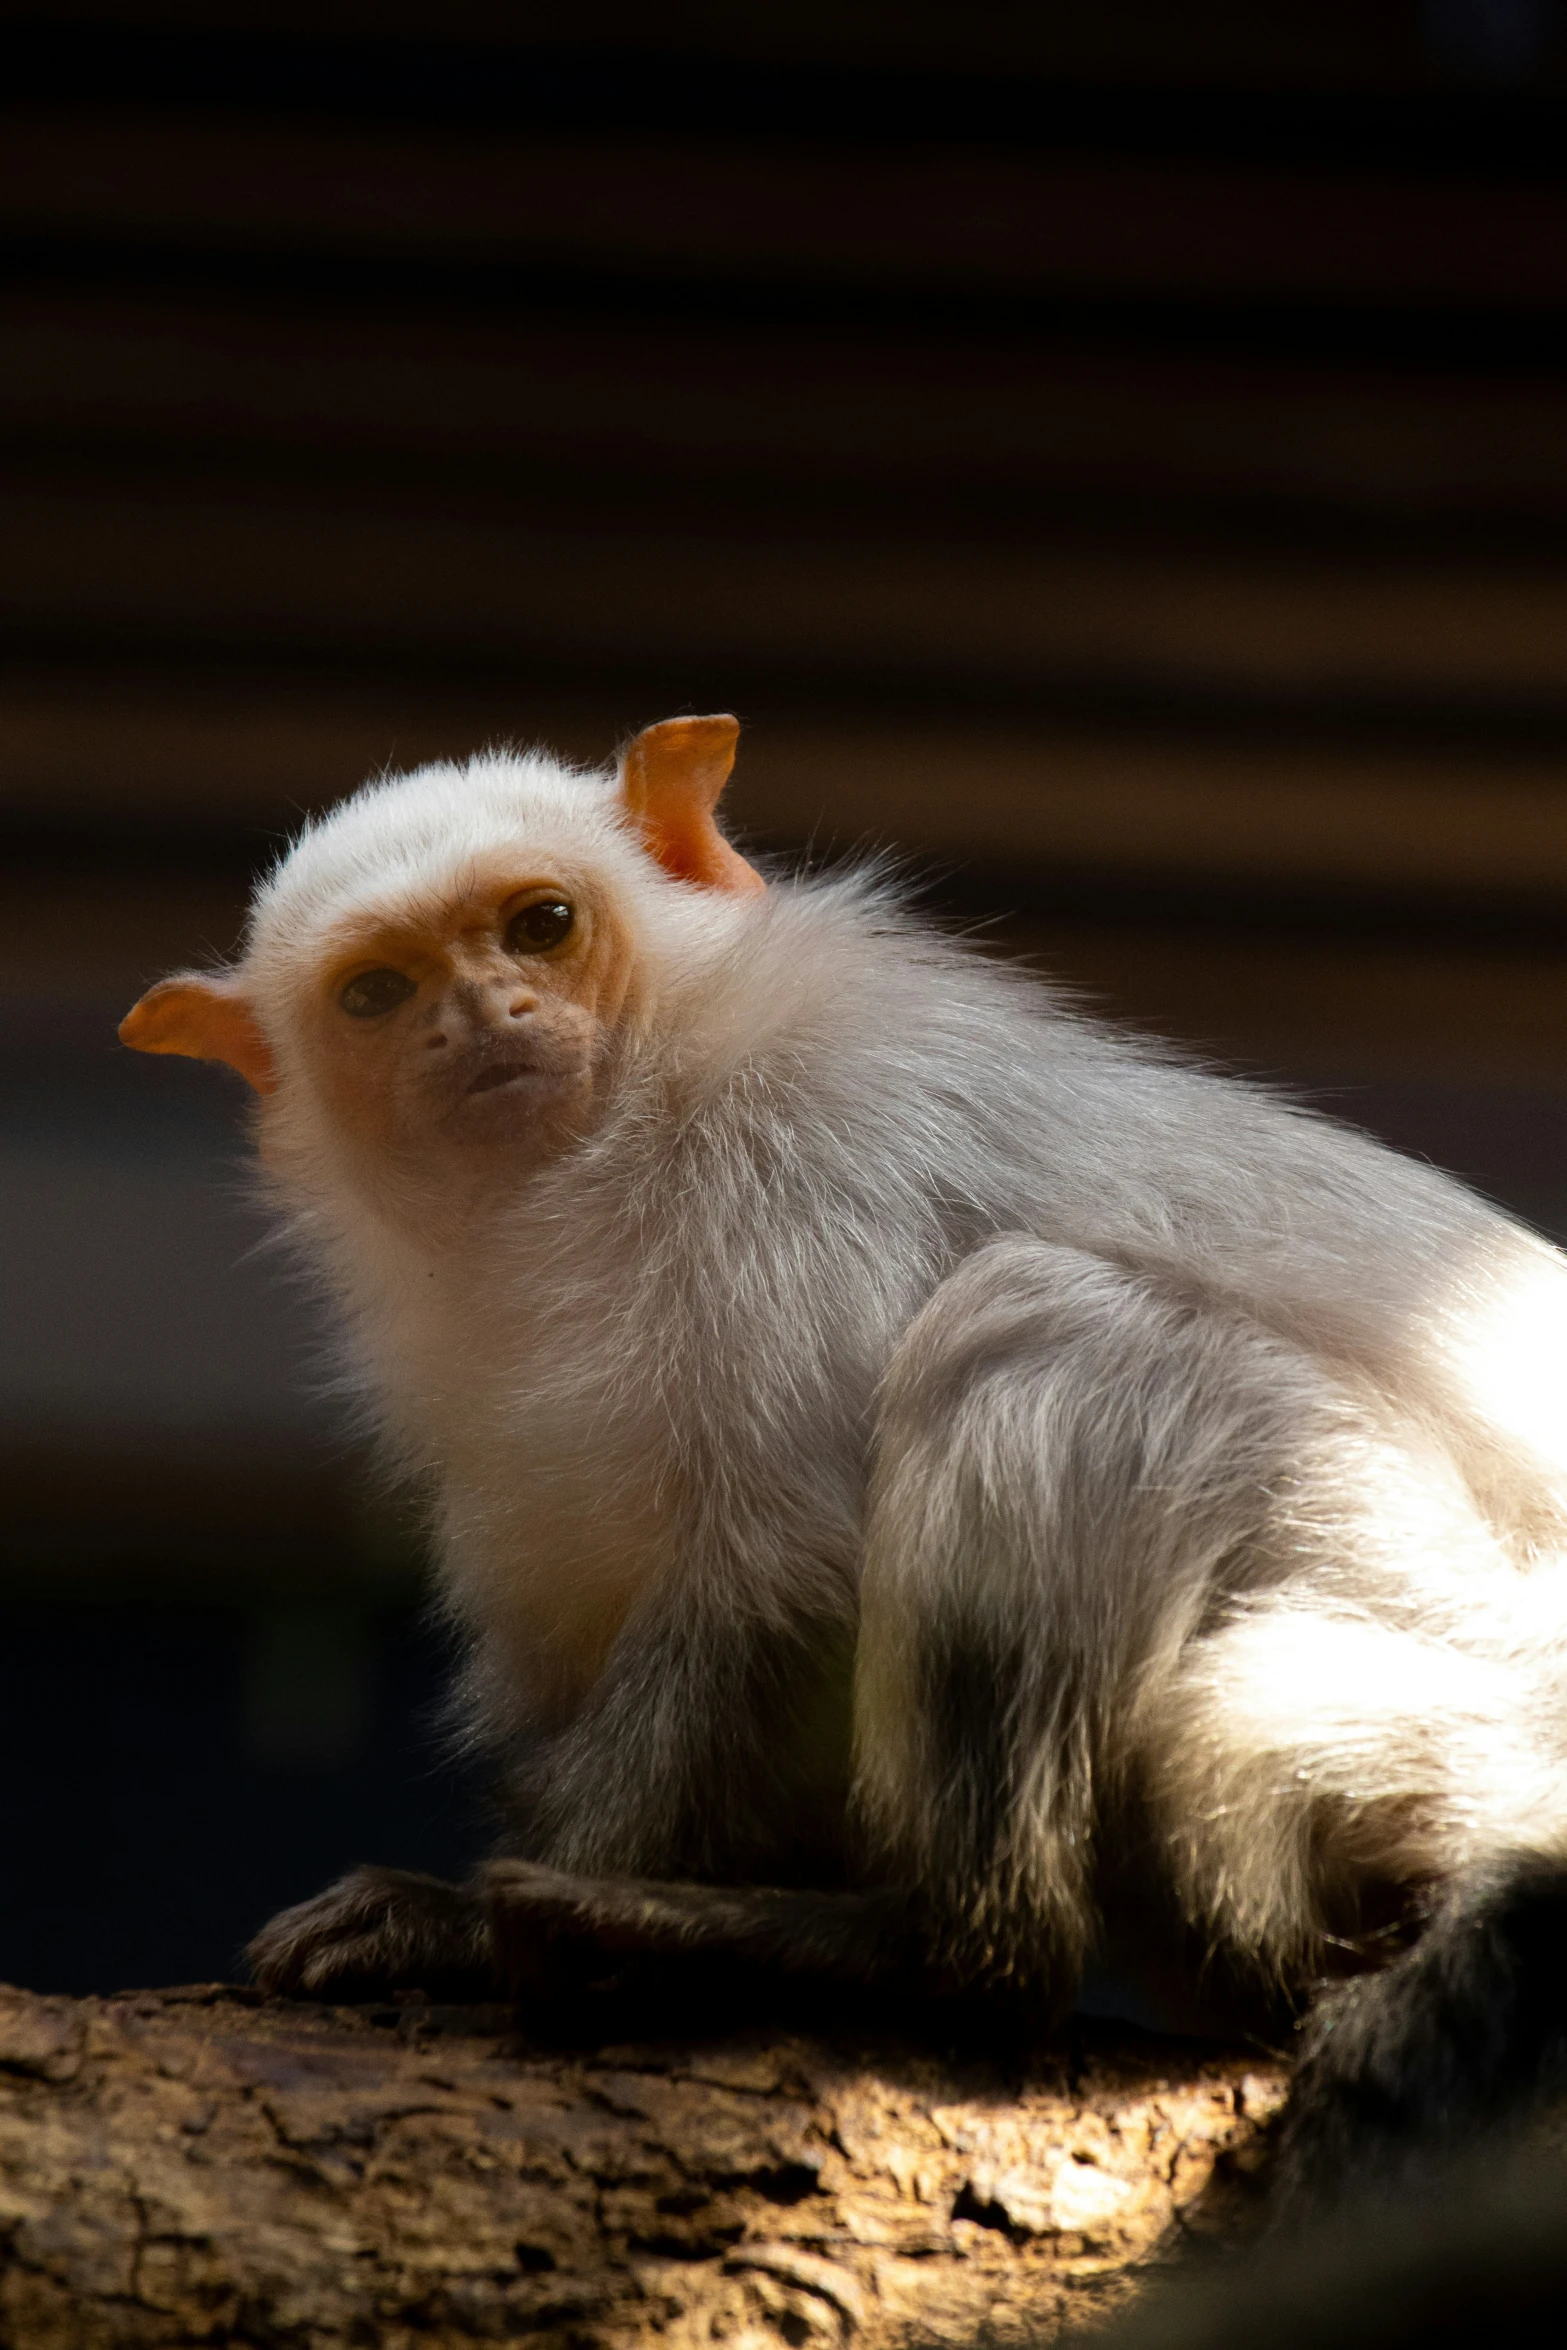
top-left (1272, 1853), bottom-right (1567, 2223)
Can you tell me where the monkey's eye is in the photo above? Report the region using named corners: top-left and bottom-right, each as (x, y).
top-left (505, 899), bottom-right (575, 954)
top-left (339, 967), bottom-right (417, 1019)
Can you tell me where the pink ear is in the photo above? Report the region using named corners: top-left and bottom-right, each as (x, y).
top-left (119, 972), bottom-right (277, 1095)
top-left (619, 715), bottom-right (765, 897)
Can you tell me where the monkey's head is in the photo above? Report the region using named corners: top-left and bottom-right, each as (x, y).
top-left (119, 715), bottom-right (764, 1197)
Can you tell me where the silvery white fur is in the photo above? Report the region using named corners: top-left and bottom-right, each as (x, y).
top-left (151, 737), bottom-right (1567, 2198)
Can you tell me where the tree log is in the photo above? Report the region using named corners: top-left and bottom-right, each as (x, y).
top-left (0, 1982), bottom-right (1285, 2348)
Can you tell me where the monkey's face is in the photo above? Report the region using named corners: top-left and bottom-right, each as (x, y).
top-left (119, 716), bottom-right (762, 1195)
top-left (297, 856), bottom-right (637, 1170)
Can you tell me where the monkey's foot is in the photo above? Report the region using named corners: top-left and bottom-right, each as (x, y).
top-left (246, 1866), bottom-right (496, 1999)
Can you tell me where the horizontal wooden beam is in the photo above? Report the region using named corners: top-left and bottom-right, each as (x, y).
top-left (9, 293), bottom-right (1567, 519)
top-left (9, 109), bottom-right (1567, 307)
top-left (0, 2), bottom-right (1500, 91)
top-left (8, 478), bottom-right (1567, 704)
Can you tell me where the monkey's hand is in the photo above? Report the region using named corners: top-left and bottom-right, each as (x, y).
top-left (246, 1865), bottom-right (497, 2000)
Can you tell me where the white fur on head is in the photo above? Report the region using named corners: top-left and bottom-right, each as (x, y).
top-left (244, 745), bottom-right (748, 1014)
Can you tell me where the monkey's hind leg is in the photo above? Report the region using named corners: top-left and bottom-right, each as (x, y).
top-left (852, 1235), bottom-right (1355, 2004)
top-left (1133, 1451), bottom-right (1567, 2208)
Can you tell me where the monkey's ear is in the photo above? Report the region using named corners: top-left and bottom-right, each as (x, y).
top-left (119, 972), bottom-right (278, 1095)
top-left (619, 715), bottom-right (765, 897)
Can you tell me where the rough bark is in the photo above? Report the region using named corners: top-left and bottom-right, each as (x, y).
top-left (0, 1982), bottom-right (1285, 2350)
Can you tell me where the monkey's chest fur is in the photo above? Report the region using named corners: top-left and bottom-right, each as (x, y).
top-left (391, 1151), bottom-right (943, 1881)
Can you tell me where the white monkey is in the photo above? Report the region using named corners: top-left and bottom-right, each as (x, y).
top-left (122, 715), bottom-right (1567, 2205)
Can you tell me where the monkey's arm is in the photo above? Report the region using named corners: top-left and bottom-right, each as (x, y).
top-left (246, 1861), bottom-right (918, 2002)
top-left (248, 1593), bottom-right (885, 2001)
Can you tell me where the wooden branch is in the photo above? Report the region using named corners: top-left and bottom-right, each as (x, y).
top-left (0, 1983), bottom-right (1285, 2347)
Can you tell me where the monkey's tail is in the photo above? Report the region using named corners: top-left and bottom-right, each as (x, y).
top-left (1273, 1853), bottom-right (1567, 2221)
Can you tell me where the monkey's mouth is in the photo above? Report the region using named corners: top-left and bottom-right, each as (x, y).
top-left (444, 1042), bottom-right (584, 1129)
top-left (464, 1060), bottom-right (545, 1097)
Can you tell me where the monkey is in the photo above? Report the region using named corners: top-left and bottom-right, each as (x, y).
top-left (121, 712), bottom-right (1567, 2207)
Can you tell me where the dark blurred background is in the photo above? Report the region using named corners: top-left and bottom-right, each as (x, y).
top-left (7, 0), bottom-right (1567, 1993)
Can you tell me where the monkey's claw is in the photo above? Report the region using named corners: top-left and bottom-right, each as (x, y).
top-left (246, 1865), bottom-right (497, 2000)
